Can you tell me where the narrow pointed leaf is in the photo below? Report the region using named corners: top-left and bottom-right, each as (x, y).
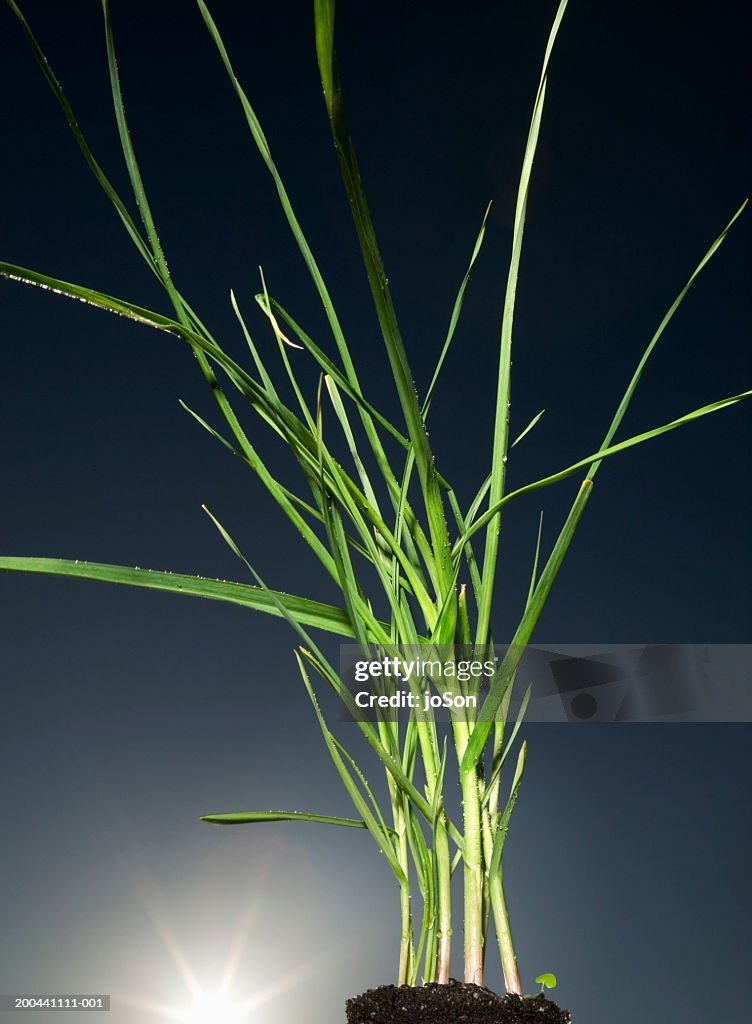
top-left (476, 0), bottom-right (570, 646)
top-left (422, 202), bottom-right (492, 417)
top-left (462, 478), bottom-right (593, 771)
top-left (314, 0), bottom-right (455, 630)
top-left (488, 741), bottom-right (527, 879)
top-left (511, 409), bottom-right (545, 449)
top-left (0, 556), bottom-right (359, 636)
top-left (587, 200), bottom-right (748, 484)
top-left (4, 0), bottom-right (156, 272)
top-left (456, 388), bottom-right (752, 555)
top-left (201, 810), bottom-right (372, 829)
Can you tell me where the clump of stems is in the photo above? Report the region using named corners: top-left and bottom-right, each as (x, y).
top-left (1, 0), bottom-right (748, 993)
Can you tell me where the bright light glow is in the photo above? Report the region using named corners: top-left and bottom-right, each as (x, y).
top-left (179, 992), bottom-right (244, 1024)
top-left (104, 838), bottom-right (339, 1021)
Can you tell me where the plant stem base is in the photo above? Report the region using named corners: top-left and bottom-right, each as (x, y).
top-left (346, 981), bottom-right (571, 1023)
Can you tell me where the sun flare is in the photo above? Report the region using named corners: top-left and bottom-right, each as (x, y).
top-left (179, 992), bottom-right (244, 1023)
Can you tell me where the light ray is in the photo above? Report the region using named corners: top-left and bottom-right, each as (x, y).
top-left (50, 743), bottom-right (347, 1020)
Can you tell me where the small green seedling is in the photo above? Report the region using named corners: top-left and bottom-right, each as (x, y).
top-left (535, 972), bottom-right (558, 993)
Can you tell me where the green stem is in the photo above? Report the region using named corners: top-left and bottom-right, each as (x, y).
top-left (481, 800), bottom-right (522, 995)
top-left (460, 761), bottom-right (485, 985)
top-left (455, 714), bottom-right (484, 985)
top-left (434, 816), bottom-right (452, 984)
top-left (480, 794), bottom-right (494, 952)
top-left (423, 904), bottom-right (438, 984)
top-left (393, 795), bottom-right (414, 985)
top-left (423, 730), bottom-right (452, 984)
top-left (487, 723), bottom-right (505, 819)
top-left (489, 870), bottom-right (522, 995)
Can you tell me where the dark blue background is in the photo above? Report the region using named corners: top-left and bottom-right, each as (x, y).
top-left (1, 1), bottom-right (749, 1021)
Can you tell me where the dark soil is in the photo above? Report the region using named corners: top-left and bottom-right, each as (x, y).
top-left (346, 981), bottom-right (571, 1023)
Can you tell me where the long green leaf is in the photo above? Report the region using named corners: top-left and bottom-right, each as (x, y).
top-left (195, 0), bottom-right (412, 551)
top-left (0, 262), bottom-right (403, 592)
top-left (230, 289), bottom-right (278, 398)
top-left (295, 652), bottom-right (407, 884)
top-left (455, 388), bottom-right (752, 556)
top-left (488, 741), bottom-right (527, 882)
top-left (462, 478), bottom-right (593, 772)
top-left (197, 508), bottom-right (457, 845)
top-left (0, 263), bottom-right (263, 414)
top-left (101, 0), bottom-right (173, 291)
top-left (422, 202), bottom-right (492, 417)
top-left (313, 0), bottom-right (455, 633)
top-left (4, 0), bottom-right (155, 273)
top-left (0, 261), bottom-right (188, 334)
top-left (587, 199), bottom-right (748, 484)
top-left (332, 734), bottom-right (397, 841)
top-left (476, 0), bottom-right (570, 647)
top-left (201, 810), bottom-right (372, 829)
top-left (260, 295), bottom-right (410, 449)
top-left (0, 555), bottom-right (359, 636)
top-left (262, 296), bottom-right (438, 589)
top-left (481, 686), bottom-right (531, 812)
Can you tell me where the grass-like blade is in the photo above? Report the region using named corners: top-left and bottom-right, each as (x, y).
top-left (455, 388), bottom-right (752, 554)
top-left (201, 810), bottom-right (373, 829)
top-left (481, 686), bottom-right (531, 812)
top-left (422, 203), bottom-right (492, 417)
top-left (196, 0), bottom-right (408, 527)
top-left (462, 479), bottom-right (593, 772)
top-left (230, 289), bottom-right (278, 399)
top-left (0, 261), bottom-right (188, 334)
top-left (4, 0), bottom-right (156, 273)
top-left (198, 507), bottom-right (456, 842)
top-left (314, 0), bottom-right (455, 633)
top-left (0, 555), bottom-right (359, 636)
top-left (295, 652), bottom-right (407, 884)
top-left (587, 199), bottom-right (748, 484)
top-left (476, 0), bottom-right (570, 647)
top-left (511, 409), bottom-right (545, 449)
top-left (488, 742), bottom-right (527, 880)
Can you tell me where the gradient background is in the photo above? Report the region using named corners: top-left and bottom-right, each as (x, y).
top-left (1, 1), bottom-right (749, 1021)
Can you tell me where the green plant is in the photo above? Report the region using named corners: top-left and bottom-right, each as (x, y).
top-left (0, 0), bottom-right (747, 999)
top-left (535, 973), bottom-right (558, 993)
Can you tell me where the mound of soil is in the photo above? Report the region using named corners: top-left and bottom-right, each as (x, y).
top-left (346, 980), bottom-right (571, 1023)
